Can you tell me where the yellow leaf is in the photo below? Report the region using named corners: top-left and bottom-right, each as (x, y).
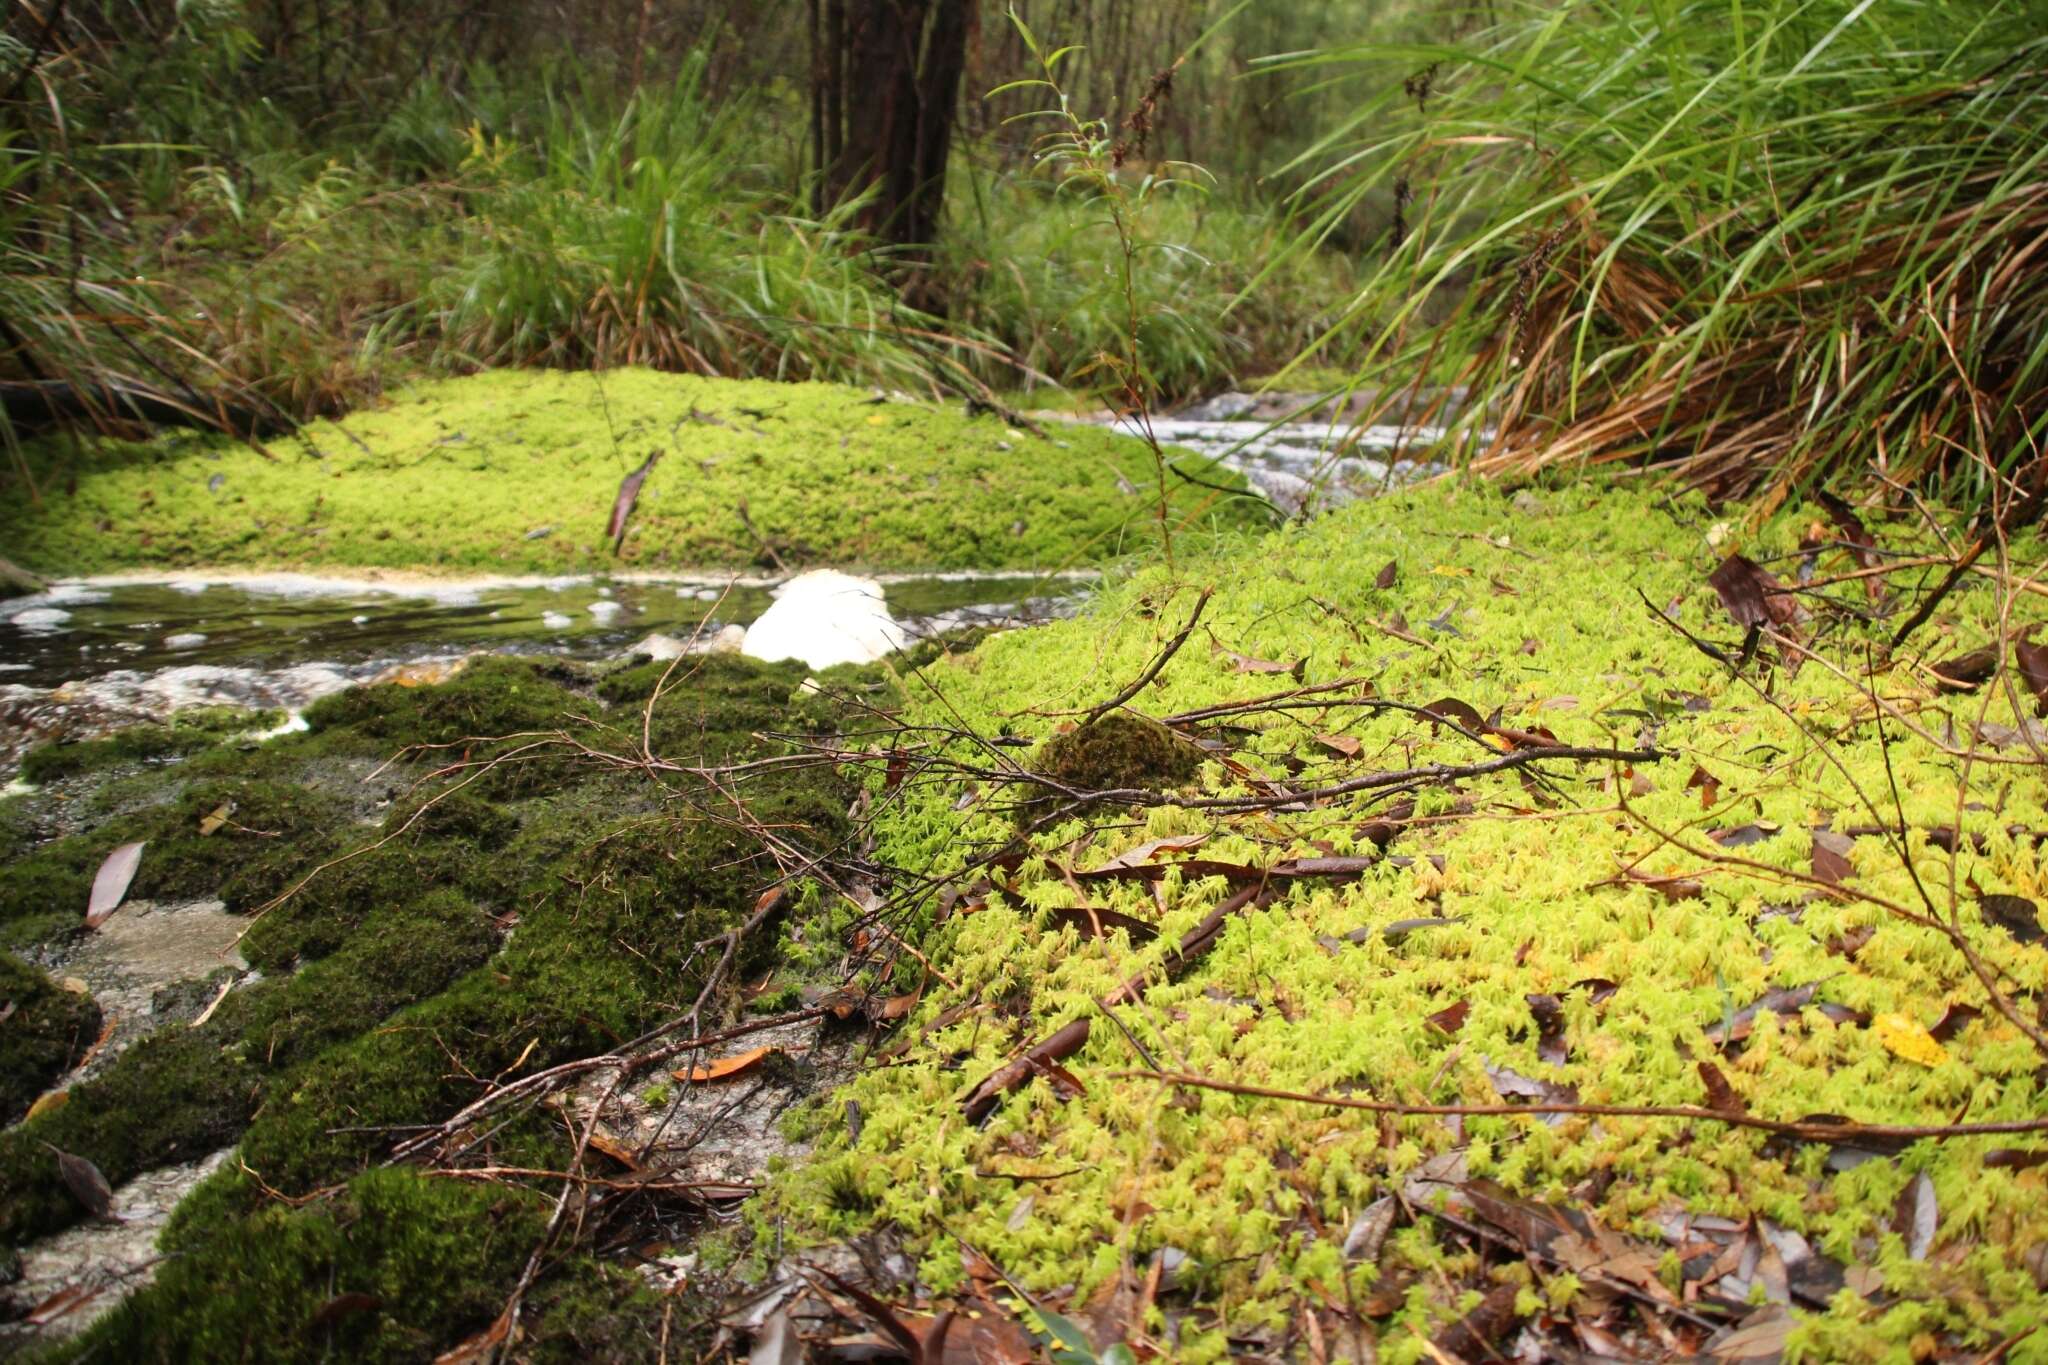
top-left (25, 1089), bottom-right (69, 1122)
top-left (1874, 1013), bottom-right (1947, 1067)
top-left (865, 414), bottom-right (889, 426)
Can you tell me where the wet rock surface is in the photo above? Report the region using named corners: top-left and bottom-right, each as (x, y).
top-left (0, 1149), bottom-right (234, 1344)
top-left (26, 900), bottom-right (249, 1075)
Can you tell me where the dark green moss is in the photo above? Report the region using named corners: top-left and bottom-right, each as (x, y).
top-left (304, 656), bottom-right (593, 753)
top-left (379, 788), bottom-right (518, 847)
top-left (130, 779), bottom-right (350, 904)
top-left (222, 890), bottom-right (495, 1072)
top-left (0, 888), bottom-right (493, 1244)
top-left (0, 1026), bottom-right (257, 1244)
top-left (1030, 711), bottom-right (1203, 799)
top-left (0, 777), bottom-right (345, 934)
top-left (232, 835), bottom-right (476, 972)
top-left (520, 1261), bottom-right (680, 1363)
top-left (0, 650), bottom-right (864, 1350)
top-left (0, 953), bottom-right (102, 1124)
top-left (76, 1168), bottom-right (543, 1364)
top-left (18, 708), bottom-right (281, 784)
top-left (20, 726), bottom-right (194, 784)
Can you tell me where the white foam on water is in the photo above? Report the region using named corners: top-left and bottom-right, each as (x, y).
top-left (9, 608), bottom-right (71, 631)
top-left (742, 570), bottom-right (907, 669)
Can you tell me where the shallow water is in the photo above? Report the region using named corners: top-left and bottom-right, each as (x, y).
top-left (0, 572), bottom-right (1080, 691)
top-left (0, 393), bottom-right (1452, 757)
top-left (0, 571), bottom-right (1087, 765)
top-left (1100, 391), bottom-right (1455, 515)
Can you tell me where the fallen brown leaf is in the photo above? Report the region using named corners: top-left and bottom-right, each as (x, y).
top-left (45, 1144), bottom-right (116, 1221)
top-left (86, 841), bottom-right (145, 929)
top-left (1698, 1061), bottom-right (1747, 1114)
top-left (607, 449), bottom-right (662, 554)
top-left (676, 1046), bottom-right (780, 1083)
top-left (1425, 1000), bottom-right (1470, 1035)
top-left (1811, 830), bottom-right (1856, 885)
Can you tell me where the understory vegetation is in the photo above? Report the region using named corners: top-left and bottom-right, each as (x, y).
top-left (0, 4), bottom-right (1386, 444)
top-left (1274, 0), bottom-right (2048, 501)
top-left (5, 0), bottom-right (2048, 1361)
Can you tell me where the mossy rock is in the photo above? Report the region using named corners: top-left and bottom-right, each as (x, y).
top-left (0, 953), bottom-right (102, 1124)
top-left (231, 833), bottom-right (480, 969)
top-left (220, 889), bottom-right (495, 1071)
top-left (77, 1168), bottom-right (544, 1364)
top-left (0, 1026), bottom-right (258, 1244)
top-left (1030, 711), bottom-right (1202, 799)
top-left (18, 708), bottom-right (281, 784)
top-left (0, 647), bottom-right (867, 1352)
top-left (378, 788), bottom-right (517, 848)
top-left (304, 656), bottom-right (594, 745)
top-left (0, 777), bottom-right (345, 936)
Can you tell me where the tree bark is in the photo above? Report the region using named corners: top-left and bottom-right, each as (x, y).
top-left (815, 0), bottom-right (973, 262)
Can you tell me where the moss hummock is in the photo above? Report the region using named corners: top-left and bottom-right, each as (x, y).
top-left (760, 480), bottom-right (2048, 1361)
top-left (0, 647), bottom-right (868, 1360)
top-left (18, 708), bottom-right (282, 785)
top-left (0, 954), bottom-right (102, 1124)
top-left (1034, 712), bottom-right (1202, 794)
top-left (0, 369), bottom-right (1263, 576)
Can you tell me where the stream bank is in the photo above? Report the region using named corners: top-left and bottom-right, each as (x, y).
top-left (11, 371), bottom-right (2041, 1360)
top-left (2, 645), bottom-right (920, 1357)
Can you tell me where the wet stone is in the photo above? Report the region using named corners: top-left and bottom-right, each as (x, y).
top-left (0, 1148), bottom-right (235, 1346)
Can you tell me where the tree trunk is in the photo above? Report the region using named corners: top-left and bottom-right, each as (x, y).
top-left (815, 0), bottom-right (973, 266)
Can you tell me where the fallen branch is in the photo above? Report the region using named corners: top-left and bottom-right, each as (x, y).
top-left (961, 881), bottom-right (1275, 1121)
top-left (1112, 1069), bottom-right (2048, 1142)
top-left (1075, 585), bottom-right (1213, 728)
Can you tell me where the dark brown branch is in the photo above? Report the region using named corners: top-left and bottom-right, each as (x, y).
top-left (1115, 1070), bottom-right (2048, 1142)
top-left (1075, 585), bottom-right (1213, 728)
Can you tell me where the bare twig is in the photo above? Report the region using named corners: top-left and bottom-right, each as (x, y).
top-left (1074, 586), bottom-right (1213, 728)
top-left (1111, 1069), bottom-right (2048, 1142)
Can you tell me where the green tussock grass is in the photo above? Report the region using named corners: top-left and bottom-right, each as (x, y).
top-left (1270, 0), bottom-right (2048, 506)
top-left (942, 173), bottom-right (1362, 403)
top-left (0, 368), bottom-right (1262, 576)
top-left (762, 481), bottom-right (2048, 1361)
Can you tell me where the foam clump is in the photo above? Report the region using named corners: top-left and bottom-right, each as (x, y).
top-left (741, 570), bottom-right (906, 670)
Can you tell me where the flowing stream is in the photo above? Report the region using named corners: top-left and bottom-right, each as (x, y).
top-left (0, 392), bottom-right (1449, 765)
top-left (0, 572), bottom-right (1085, 767)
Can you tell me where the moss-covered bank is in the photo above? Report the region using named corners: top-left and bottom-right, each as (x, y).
top-left (0, 955), bottom-right (102, 1126)
top-left (0, 369), bottom-right (1263, 576)
top-left (758, 481), bottom-right (2048, 1361)
top-left (0, 647), bottom-right (883, 1359)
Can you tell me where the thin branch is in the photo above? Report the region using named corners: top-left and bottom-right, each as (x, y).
top-left (1112, 1070), bottom-right (2048, 1142)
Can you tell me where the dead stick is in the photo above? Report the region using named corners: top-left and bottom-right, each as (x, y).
top-left (1891, 477), bottom-right (2048, 651)
top-left (1111, 1069), bottom-right (2048, 1142)
top-left (1077, 586), bottom-right (1213, 728)
top-left (961, 881), bottom-right (1272, 1121)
